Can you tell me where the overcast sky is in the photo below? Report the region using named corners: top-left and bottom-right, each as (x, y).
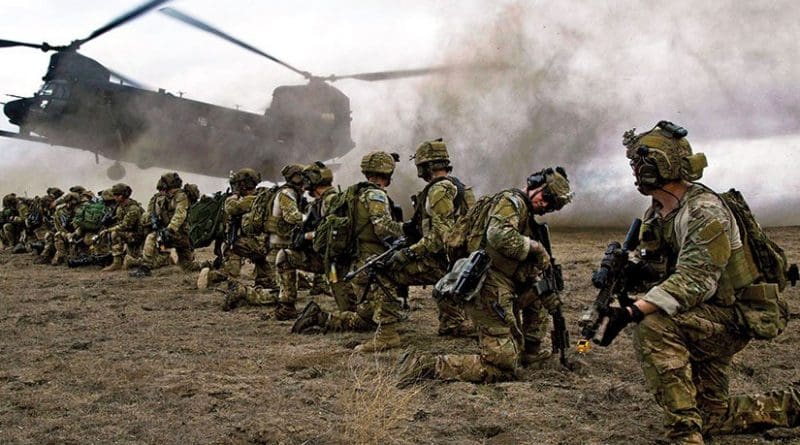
top-left (0, 0), bottom-right (798, 226)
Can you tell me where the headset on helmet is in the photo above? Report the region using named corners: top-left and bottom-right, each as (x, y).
top-left (302, 161), bottom-right (334, 191)
top-left (281, 164), bottom-right (306, 186)
top-left (230, 168), bottom-right (262, 191)
top-left (624, 121), bottom-right (707, 191)
top-left (526, 166), bottom-right (573, 212)
top-left (158, 172), bottom-right (183, 190)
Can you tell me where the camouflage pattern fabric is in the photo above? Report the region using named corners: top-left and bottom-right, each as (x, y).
top-left (142, 189), bottom-right (197, 271)
top-left (632, 184), bottom-right (799, 443)
top-left (277, 247), bottom-right (357, 312)
top-left (2, 200), bottom-right (29, 247)
top-left (107, 199), bottom-right (143, 259)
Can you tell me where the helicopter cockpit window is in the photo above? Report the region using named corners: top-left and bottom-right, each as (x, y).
top-left (38, 82), bottom-right (69, 99)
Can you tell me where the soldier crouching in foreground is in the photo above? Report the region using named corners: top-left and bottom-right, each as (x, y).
top-left (593, 121), bottom-right (799, 444)
top-left (396, 167), bottom-right (572, 383)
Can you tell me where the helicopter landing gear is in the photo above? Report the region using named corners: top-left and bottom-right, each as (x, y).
top-left (107, 161), bottom-right (126, 180)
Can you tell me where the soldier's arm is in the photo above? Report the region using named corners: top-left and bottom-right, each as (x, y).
top-left (224, 195), bottom-right (254, 217)
top-left (485, 193), bottom-right (532, 260)
top-left (409, 180), bottom-right (457, 256)
top-left (167, 192), bottom-right (189, 232)
top-left (640, 203), bottom-right (731, 315)
top-left (364, 189), bottom-right (403, 239)
top-left (12, 203), bottom-right (30, 223)
top-left (278, 190), bottom-right (304, 226)
top-left (111, 204), bottom-right (142, 232)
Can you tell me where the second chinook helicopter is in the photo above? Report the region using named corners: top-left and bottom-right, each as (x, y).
top-left (1, 1), bottom-right (480, 180)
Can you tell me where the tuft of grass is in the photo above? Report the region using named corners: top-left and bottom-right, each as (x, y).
top-left (335, 355), bottom-right (425, 445)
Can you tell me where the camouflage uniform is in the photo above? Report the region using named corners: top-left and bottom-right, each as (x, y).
top-left (1, 194), bottom-right (30, 249)
top-left (622, 122), bottom-right (800, 444)
top-left (105, 198), bottom-right (144, 267)
top-left (51, 193), bottom-right (81, 265)
top-left (631, 184), bottom-right (800, 443)
top-left (269, 182), bottom-right (306, 317)
top-left (393, 176), bottom-right (475, 334)
top-left (141, 174), bottom-right (197, 272)
top-left (276, 185), bottom-right (357, 312)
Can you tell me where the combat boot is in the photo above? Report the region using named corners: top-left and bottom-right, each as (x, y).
top-left (129, 265), bottom-right (151, 278)
top-left (520, 341), bottom-right (552, 369)
top-left (12, 243), bottom-right (27, 254)
top-left (291, 301), bottom-right (329, 334)
top-left (197, 267), bottom-right (228, 290)
top-left (308, 274), bottom-right (330, 296)
top-left (50, 255), bottom-right (65, 266)
top-left (102, 256), bottom-right (123, 272)
top-left (396, 349), bottom-right (437, 388)
top-left (274, 303), bottom-right (298, 321)
top-left (222, 281), bottom-right (247, 311)
top-left (354, 325), bottom-right (402, 353)
top-left (438, 320), bottom-right (476, 338)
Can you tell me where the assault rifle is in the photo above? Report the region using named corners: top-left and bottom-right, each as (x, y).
top-left (291, 202), bottom-right (322, 251)
top-left (150, 213), bottom-right (169, 250)
top-left (344, 236), bottom-right (408, 282)
top-left (67, 253), bottom-right (113, 268)
top-left (26, 204), bottom-right (43, 229)
top-left (531, 222), bottom-right (570, 367)
top-left (577, 218), bottom-right (642, 352)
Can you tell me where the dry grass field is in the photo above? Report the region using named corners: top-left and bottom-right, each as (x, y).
top-left (1, 227), bottom-right (799, 444)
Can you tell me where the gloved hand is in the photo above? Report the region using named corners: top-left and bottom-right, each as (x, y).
top-left (385, 248), bottom-right (415, 271)
top-left (598, 305), bottom-right (645, 347)
top-left (529, 240), bottom-right (551, 269)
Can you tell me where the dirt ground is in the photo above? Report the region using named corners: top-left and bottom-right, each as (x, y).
top-left (1, 227), bottom-right (799, 445)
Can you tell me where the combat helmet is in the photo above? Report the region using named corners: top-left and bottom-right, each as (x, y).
top-left (111, 183), bottom-right (133, 198)
top-left (158, 172), bottom-right (183, 190)
top-left (2, 193), bottom-right (17, 208)
top-left (302, 161), bottom-right (334, 191)
top-left (100, 189), bottom-right (115, 202)
top-left (624, 120), bottom-right (708, 189)
top-left (230, 168), bottom-right (262, 191)
top-left (61, 192), bottom-right (81, 206)
top-left (46, 187), bottom-right (64, 199)
top-left (413, 138), bottom-right (452, 179)
top-left (361, 151), bottom-right (398, 177)
top-left (526, 166), bottom-right (573, 212)
top-left (281, 164), bottom-right (306, 186)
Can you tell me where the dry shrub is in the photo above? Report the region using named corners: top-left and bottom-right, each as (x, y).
top-left (335, 355), bottom-right (425, 445)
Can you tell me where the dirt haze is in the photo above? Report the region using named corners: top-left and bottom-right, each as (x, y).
top-left (1, 227), bottom-right (799, 444)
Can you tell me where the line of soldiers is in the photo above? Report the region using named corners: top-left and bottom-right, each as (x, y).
top-left (3, 125), bottom-right (799, 444)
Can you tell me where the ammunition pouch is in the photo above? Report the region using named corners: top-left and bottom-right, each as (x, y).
top-left (735, 283), bottom-right (788, 340)
top-left (434, 249), bottom-right (492, 303)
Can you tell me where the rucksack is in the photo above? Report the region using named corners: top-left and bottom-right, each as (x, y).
top-left (313, 182), bottom-right (378, 266)
top-left (242, 185), bottom-right (280, 236)
top-left (720, 188), bottom-right (796, 291)
top-left (187, 191), bottom-right (227, 248)
top-left (714, 187), bottom-right (797, 339)
top-left (73, 200), bottom-right (109, 231)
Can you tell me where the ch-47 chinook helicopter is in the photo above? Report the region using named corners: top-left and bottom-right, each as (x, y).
top-left (1, 0), bottom-right (479, 180)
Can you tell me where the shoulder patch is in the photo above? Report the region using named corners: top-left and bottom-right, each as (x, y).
top-left (365, 189), bottom-right (387, 203)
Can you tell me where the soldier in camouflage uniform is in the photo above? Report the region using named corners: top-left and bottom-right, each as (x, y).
top-left (221, 165), bottom-right (306, 313)
top-left (99, 183), bottom-right (144, 272)
top-left (71, 189), bottom-right (116, 259)
top-left (131, 172), bottom-right (200, 277)
top-left (1, 193), bottom-right (30, 251)
top-left (397, 167), bottom-right (573, 383)
top-left (579, 122), bottom-right (800, 445)
top-left (51, 192), bottom-right (81, 265)
top-left (274, 161), bottom-right (358, 312)
top-left (292, 151), bottom-right (407, 353)
top-left (197, 168), bottom-right (264, 289)
top-left (29, 194), bottom-right (56, 260)
top-left (384, 139), bottom-right (475, 336)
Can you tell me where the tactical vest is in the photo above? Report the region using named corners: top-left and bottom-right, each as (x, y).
top-left (115, 199), bottom-right (143, 233)
top-left (354, 182), bottom-right (400, 256)
top-left (638, 186), bottom-right (759, 307)
top-left (410, 176), bottom-right (470, 242)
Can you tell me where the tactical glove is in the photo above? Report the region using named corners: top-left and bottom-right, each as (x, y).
top-left (598, 305), bottom-right (644, 347)
top-left (386, 248), bottom-right (415, 271)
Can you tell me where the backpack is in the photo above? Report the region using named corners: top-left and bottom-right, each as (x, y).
top-left (716, 187), bottom-right (797, 339)
top-left (407, 176), bottom-right (471, 242)
top-left (313, 182), bottom-right (378, 266)
top-left (187, 191), bottom-right (227, 248)
top-left (242, 185), bottom-right (280, 236)
top-left (73, 200), bottom-right (108, 231)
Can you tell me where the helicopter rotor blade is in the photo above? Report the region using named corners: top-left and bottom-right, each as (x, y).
top-left (328, 63), bottom-right (508, 82)
top-left (159, 7), bottom-right (311, 79)
top-left (78, 0), bottom-right (171, 47)
top-left (0, 39), bottom-right (48, 50)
